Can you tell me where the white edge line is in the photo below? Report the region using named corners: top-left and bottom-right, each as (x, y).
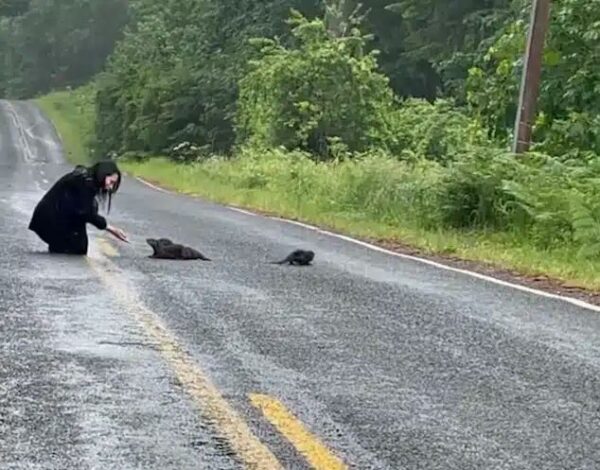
top-left (134, 175), bottom-right (175, 194)
top-left (134, 175), bottom-right (600, 313)
top-left (229, 207), bottom-right (258, 216)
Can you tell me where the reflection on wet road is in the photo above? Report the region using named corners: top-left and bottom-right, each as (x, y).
top-left (1, 99), bottom-right (600, 469)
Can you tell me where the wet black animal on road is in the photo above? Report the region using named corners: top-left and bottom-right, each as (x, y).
top-left (146, 238), bottom-right (211, 261)
top-left (270, 249), bottom-right (315, 266)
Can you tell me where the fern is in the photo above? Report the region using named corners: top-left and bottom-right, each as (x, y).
top-left (569, 193), bottom-right (600, 259)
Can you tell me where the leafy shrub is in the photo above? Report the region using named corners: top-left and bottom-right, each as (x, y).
top-left (532, 111), bottom-right (600, 159)
top-left (501, 154), bottom-right (600, 253)
top-left (436, 148), bottom-right (526, 230)
top-left (236, 11), bottom-right (398, 159)
top-left (387, 98), bottom-right (491, 163)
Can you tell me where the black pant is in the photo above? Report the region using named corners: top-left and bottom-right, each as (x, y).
top-left (47, 228), bottom-right (89, 255)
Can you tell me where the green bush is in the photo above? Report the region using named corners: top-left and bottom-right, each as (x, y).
top-left (388, 98), bottom-right (491, 163)
top-left (501, 154), bottom-right (600, 254)
top-left (434, 150), bottom-right (573, 242)
top-left (437, 149), bottom-right (526, 230)
top-left (532, 111), bottom-right (600, 160)
top-left (434, 147), bottom-right (600, 256)
top-left (235, 11), bottom-right (398, 159)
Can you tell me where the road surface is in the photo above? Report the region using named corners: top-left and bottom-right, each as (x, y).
top-left (0, 99), bottom-right (599, 470)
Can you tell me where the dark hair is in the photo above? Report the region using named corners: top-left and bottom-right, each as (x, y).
top-left (90, 160), bottom-right (121, 214)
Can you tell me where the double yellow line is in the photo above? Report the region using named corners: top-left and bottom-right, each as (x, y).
top-left (250, 394), bottom-right (347, 470)
top-left (89, 238), bottom-right (347, 470)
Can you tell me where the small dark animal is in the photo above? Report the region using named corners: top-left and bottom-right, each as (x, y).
top-left (146, 238), bottom-right (211, 261)
top-left (270, 249), bottom-right (315, 266)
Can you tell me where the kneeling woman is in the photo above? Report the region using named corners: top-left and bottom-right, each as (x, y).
top-left (28, 160), bottom-right (129, 255)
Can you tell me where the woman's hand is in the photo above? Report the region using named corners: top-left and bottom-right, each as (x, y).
top-left (107, 224), bottom-right (129, 243)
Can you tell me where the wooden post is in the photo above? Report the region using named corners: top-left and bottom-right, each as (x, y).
top-left (512, 0), bottom-right (552, 154)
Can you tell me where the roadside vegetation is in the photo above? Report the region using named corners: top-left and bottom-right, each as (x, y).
top-left (35, 85), bottom-right (96, 165)
top-left (3, 0), bottom-right (600, 289)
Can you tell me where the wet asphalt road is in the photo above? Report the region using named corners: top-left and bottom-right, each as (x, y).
top-left (1, 99), bottom-right (599, 470)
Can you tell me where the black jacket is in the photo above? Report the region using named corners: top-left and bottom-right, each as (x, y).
top-left (28, 166), bottom-right (107, 243)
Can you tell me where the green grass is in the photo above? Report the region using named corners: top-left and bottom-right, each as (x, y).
top-left (35, 84), bottom-right (96, 165)
top-left (120, 153), bottom-right (600, 292)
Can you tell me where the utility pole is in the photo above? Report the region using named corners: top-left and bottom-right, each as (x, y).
top-left (512, 0), bottom-right (552, 154)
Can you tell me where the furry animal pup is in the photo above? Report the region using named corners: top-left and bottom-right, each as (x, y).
top-left (270, 249), bottom-right (314, 266)
top-left (146, 238), bottom-right (211, 261)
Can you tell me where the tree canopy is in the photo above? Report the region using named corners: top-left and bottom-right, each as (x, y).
top-left (2, 0), bottom-right (600, 160)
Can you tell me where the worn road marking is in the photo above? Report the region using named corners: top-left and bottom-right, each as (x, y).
top-left (134, 176), bottom-right (175, 194)
top-left (97, 238), bottom-right (119, 257)
top-left (88, 242), bottom-right (283, 469)
top-left (2, 100), bottom-right (35, 163)
top-left (249, 393), bottom-right (347, 470)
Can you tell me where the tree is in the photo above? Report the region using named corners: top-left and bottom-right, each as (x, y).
top-left (0, 0), bottom-right (129, 98)
top-left (0, 0), bottom-right (30, 17)
top-left (94, 0), bottom-right (323, 156)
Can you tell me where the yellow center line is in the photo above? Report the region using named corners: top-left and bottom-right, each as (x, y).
top-left (97, 237), bottom-right (119, 257)
top-left (87, 242), bottom-right (283, 469)
top-left (249, 393), bottom-right (348, 470)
